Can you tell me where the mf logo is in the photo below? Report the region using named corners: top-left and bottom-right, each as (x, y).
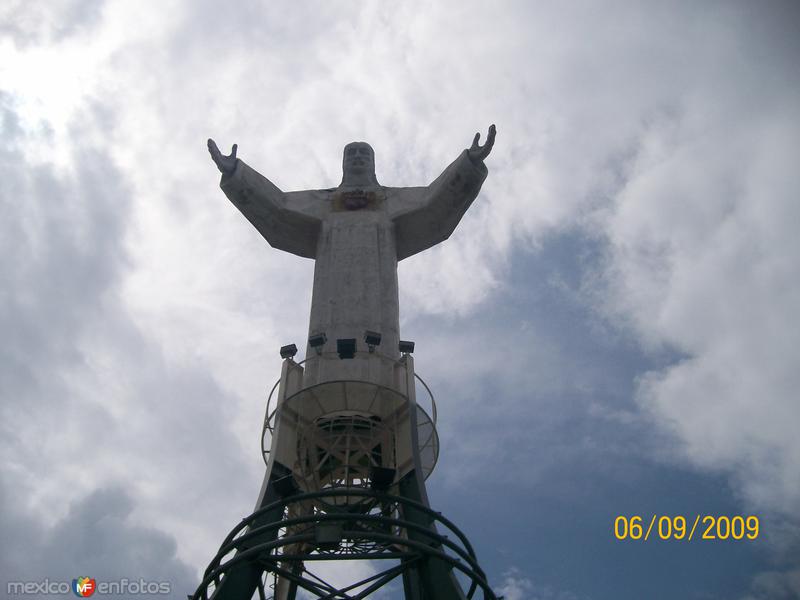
top-left (71, 576), bottom-right (96, 597)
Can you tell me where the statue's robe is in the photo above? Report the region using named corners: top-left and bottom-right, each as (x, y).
top-left (220, 150), bottom-right (488, 387)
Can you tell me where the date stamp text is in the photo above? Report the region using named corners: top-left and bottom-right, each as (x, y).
top-left (613, 515), bottom-right (759, 541)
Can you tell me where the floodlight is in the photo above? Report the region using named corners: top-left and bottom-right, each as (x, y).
top-left (398, 340), bottom-right (415, 354)
top-left (309, 332), bottom-right (327, 355)
top-left (369, 466), bottom-right (396, 490)
top-left (364, 330), bottom-right (382, 352)
top-left (315, 523), bottom-right (343, 550)
top-left (337, 338), bottom-right (356, 359)
top-left (273, 474), bottom-right (299, 498)
top-left (279, 343), bottom-right (298, 360)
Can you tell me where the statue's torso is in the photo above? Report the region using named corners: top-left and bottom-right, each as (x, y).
top-left (304, 187), bottom-right (400, 388)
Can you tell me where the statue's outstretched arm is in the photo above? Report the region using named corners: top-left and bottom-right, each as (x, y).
top-left (392, 125), bottom-right (495, 261)
top-left (209, 140), bottom-right (322, 259)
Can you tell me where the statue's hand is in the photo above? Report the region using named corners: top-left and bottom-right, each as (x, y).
top-left (207, 138), bottom-right (238, 174)
top-left (467, 124), bottom-right (496, 164)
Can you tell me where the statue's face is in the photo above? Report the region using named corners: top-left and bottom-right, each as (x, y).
top-left (342, 142), bottom-right (375, 178)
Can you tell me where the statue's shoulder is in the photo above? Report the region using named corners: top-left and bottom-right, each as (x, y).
top-left (283, 188), bottom-right (336, 202)
top-left (285, 187), bottom-right (335, 197)
top-left (382, 186), bottom-right (429, 218)
top-left (283, 188), bottom-right (334, 219)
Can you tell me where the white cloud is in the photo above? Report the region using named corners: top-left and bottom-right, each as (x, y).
top-left (597, 88), bottom-right (800, 516)
top-left (0, 484), bottom-right (197, 599)
top-left (497, 569), bottom-right (535, 600)
top-left (741, 568), bottom-right (800, 600)
top-left (497, 568), bottom-right (579, 600)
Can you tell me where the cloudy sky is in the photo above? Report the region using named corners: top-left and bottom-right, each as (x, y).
top-left (2, 1), bottom-right (799, 599)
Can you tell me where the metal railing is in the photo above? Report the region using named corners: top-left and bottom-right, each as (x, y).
top-left (193, 488), bottom-right (497, 600)
top-left (260, 354), bottom-right (438, 468)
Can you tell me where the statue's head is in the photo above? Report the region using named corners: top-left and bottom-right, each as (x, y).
top-left (341, 142), bottom-right (378, 186)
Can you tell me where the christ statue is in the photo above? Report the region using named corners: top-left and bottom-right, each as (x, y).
top-left (207, 126), bottom-right (496, 387)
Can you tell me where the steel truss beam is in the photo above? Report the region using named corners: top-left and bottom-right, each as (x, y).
top-left (193, 487), bottom-right (496, 600)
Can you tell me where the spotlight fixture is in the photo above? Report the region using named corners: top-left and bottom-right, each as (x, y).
top-left (273, 474), bottom-right (299, 498)
top-left (337, 338), bottom-right (356, 359)
top-left (369, 466), bottom-right (396, 491)
top-left (315, 523), bottom-right (343, 551)
top-left (398, 340), bottom-right (415, 354)
top-left (279, 343), bottom-right (298, 360)
top-left (364, 330), bottom-right (382, 352)
top-left (308, 332), bottom-right (327, 355)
